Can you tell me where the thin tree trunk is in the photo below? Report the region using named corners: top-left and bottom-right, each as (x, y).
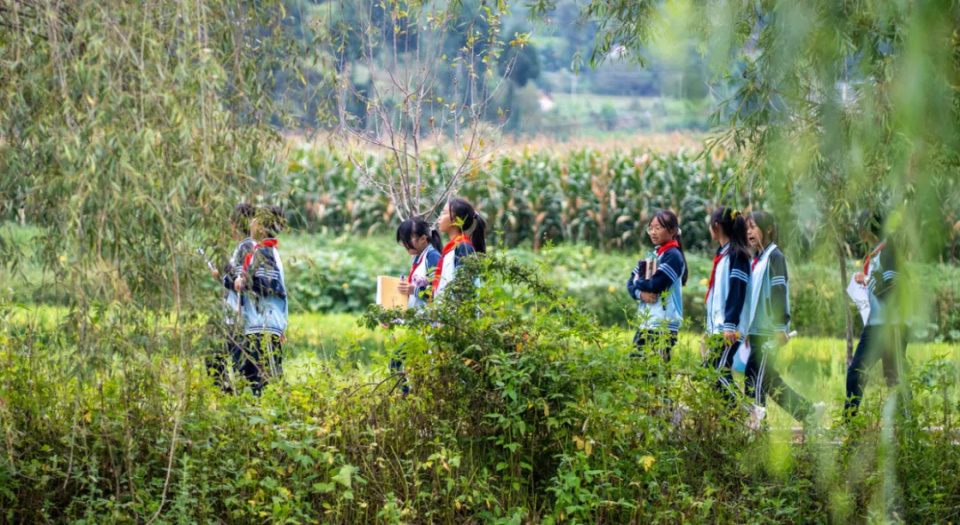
top-left (837, 239), bottom-right (854, 366)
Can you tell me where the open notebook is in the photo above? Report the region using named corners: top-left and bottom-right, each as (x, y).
top-left (376, 276), bottom-right (408, 310)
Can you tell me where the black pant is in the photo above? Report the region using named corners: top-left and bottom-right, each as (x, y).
top-left (206, 338), bottom-right (242, 392)
top-left (632, 330), bottom-right (677, 362)
top-left (703, 336), bottom-right (742, 405)
top-left (236, 334), bottom-right (284, 396)
top-left (845, 324), bottom-right (909, 420)
top-left (389, 343), bottom-right (409, 395)
top-left (744, 334), bottom-right (812, 421)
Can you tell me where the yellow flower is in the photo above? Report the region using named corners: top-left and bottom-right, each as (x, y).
top-left (608, 285), bottom-right (616, 293)
top-left (699, 278), bottom-right (708, 286)
top-left (581, 262), bottom-right (588, 269)
top-left (341, 283), bottom-right (349, 289)
top-left (59, 256), bottom-right (66, 263)
top-left (640, 455), bottom-right (656, 472)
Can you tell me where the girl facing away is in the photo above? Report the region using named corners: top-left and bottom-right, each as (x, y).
top-left (702, 206), bottom-right (752, 406)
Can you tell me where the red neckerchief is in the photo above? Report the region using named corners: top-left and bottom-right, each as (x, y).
top-left (431, 234), bottom-right (472, 300)
top-left (752, 243), bottom-right (773, 271)
top-left (409, 246), bottom-right (430, 282)
top-left (656, 240), bottom-right (680, 257)
top-left (704, 244), bottom-right (729, 304)
top-left (863, 240), bottom-right (887, 275)
top-left (242, 239), bottom-right (278, 272)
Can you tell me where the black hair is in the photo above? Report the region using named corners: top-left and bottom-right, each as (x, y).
top-left (710, 205), bottom-right (751, 261)
top-left (652, 210), bottom-right (688, 286)
top-left (747, 210), bottom-right (779, 247)
top-left (231, 202), bottom-right (255, 235)
top-left (857, 209), bottom-right (884, 238)
top-left (397, 217), bottom-right (443, 252)
top-left (260, 205), bottom-right (286, 238)
top-left (448, 198), bottom-right (487, 253)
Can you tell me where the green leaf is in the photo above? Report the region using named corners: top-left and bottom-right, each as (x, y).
top-left (332, 465), bottom-right (356, 489)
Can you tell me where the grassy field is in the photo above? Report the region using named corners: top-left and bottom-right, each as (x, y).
top-left (9, 300), bottom-right (955, 431)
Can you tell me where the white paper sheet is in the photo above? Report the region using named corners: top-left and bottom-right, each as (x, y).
top-left (846, 276), bottom-right (871, 325)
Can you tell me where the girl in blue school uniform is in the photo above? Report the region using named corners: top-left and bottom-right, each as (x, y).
top-left (845, 210), bottom-right (908, 422)
top-left (431, 198), bottom-right (487, 302)
top-left (390, 217), bottom-right (443, 394)
top-left (743, 211), bottom-right (823, 428)
top-left (702, 206), bottom-right (752, 405)
top-left (396, 217), bottom-right (443, 308)
top-left (626, 210), bottom-right (688, 362)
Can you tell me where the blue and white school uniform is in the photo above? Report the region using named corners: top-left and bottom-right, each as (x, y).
top-left (845, 240), bottom-right (908, 419)
top-left (407, 245), bottom-right (441, 309)
top-left (431, 234), bottom-right (476, 302)
top-left (743, 244), bottom-right (813, 420)
top-left (703, 242), bottom-right (751, 400)
top-left (705, 243), bottom-right (751, 338)
top-left (627, 243), bottom-right (685, 333)
top-left (626, 242), bottom-right (684, 360)
top-left (390, 244), bottom-right (441, 394)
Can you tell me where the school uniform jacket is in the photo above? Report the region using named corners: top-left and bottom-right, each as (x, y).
top-left (626, 246), bottom-right (685, 332)
top-left (408, 245), bottom-right (441, 308)
top-left (748, 244), bottom-right (790, 336)
top-left (221, 237), bottom-right (257, 326)
top-left (240, 241), bottom-right (288, 337)
top-left (705, 242), bottom-right (751, 338)
top-left (865, 240), bottom-right (899, 326)
top-left (433, 238), bottom-right (476, 301)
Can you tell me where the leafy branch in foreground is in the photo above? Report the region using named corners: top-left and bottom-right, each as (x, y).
top-left (0, 0), bottom-right (303, 358)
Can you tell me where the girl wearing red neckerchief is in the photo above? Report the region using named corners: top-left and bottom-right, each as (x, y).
top-left (702, 206), bottom-right (752, 407)
top-left (396, 217), bottom-right (443, 309)
top-left (845, 210), bottom-right (907, 422)
top-left (432, 198), bottom-right (487, 302)
top-left (626, 210), bottom-right (688, 364)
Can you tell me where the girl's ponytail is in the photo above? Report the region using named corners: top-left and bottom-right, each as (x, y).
top-left (429, 229), bottom-right (443, 252)
top-left (469, 214), bottom-right (487, 253)
top-left (448, 198), bottom-right (487, 253)
top-left (711, 206), bottom-right (751, 261)
top-left (397, 217), bottom-right (443, 252)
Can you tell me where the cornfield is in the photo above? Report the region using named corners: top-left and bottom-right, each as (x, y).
top-left (286, 147), bottom-right (741, 253)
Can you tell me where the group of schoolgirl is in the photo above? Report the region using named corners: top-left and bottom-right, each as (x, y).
top-left (208, 203), bottom-right (289, 396)
top-left (625, 205), bottom-right (905, 427)
top-left (210, 196), bottom-right (906, 425)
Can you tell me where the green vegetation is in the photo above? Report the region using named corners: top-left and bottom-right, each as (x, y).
top-left (3, 256), bottom-right (959, 522)
top-left (3, 0), bottom-right (960, 522)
